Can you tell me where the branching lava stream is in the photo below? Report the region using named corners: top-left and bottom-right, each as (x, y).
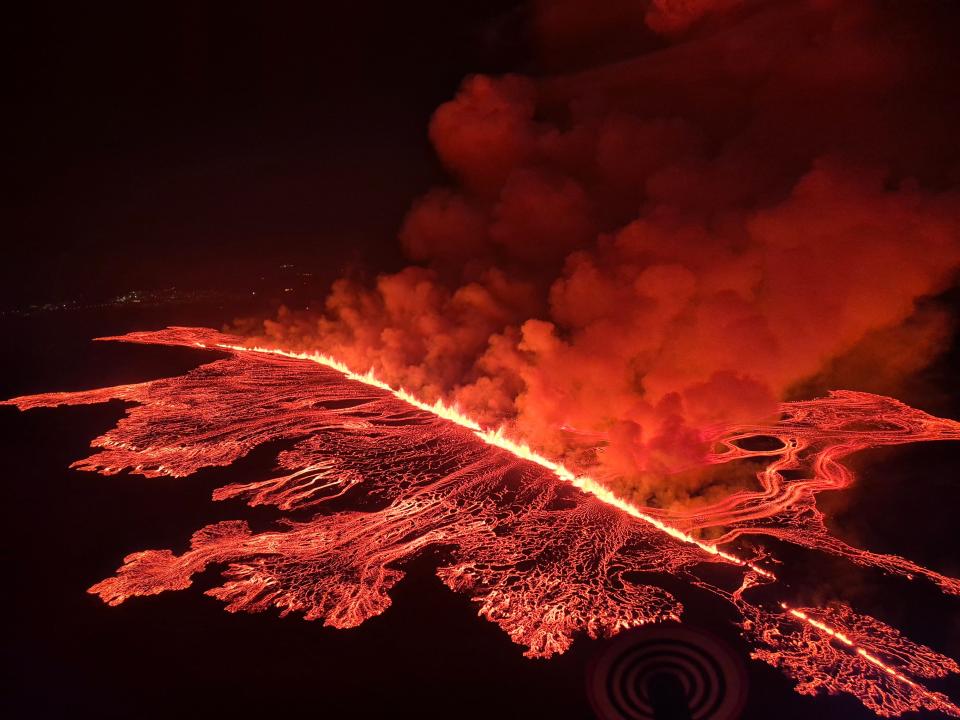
top-left (4, 326), bottom-right (959, 717)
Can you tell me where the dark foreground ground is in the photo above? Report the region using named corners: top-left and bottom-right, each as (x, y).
top-left (2, 301), bottom-right (959, 720)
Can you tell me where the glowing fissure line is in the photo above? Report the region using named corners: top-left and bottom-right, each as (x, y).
top-left (210, 342), bottom-right (947, 699)
top-left (780, 604), bottom-right (922, 688)
top-left (7, 329), bottom-right (953, 715)
top-left (211, 342), bottom-right (773, 576)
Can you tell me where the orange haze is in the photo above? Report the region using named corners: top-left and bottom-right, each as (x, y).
top-left (242, 0), bottom-right (960, 504)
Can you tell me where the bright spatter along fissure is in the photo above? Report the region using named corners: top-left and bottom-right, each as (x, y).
top-left (4, 326), bottom-right (959, 718)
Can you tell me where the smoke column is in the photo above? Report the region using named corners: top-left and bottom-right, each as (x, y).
top-left (245, 0), bottom-right (960, 506)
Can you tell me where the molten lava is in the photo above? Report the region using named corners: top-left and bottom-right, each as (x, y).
top-left (4, 326), bottom-right (959, 717)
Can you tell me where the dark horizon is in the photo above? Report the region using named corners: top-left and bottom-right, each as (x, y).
top-left (7, 1), bottom-right (526, 308)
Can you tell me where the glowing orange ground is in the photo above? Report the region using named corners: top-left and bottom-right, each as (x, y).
top-left (5, 326), bottom-right (959, 717)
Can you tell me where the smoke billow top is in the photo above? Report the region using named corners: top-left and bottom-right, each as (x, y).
top-left (245, 0), bottom-right (960, 506)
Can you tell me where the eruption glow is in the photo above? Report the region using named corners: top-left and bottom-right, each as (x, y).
top-left (4, 326), bottom-right (959, 717)
top-left (210, 340), bottom-right (774, 578)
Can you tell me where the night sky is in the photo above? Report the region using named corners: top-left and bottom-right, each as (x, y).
top-left (7, 1), bottom-right (521, 308)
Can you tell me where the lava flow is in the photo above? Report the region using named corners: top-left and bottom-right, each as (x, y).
top-left (4, 326), bottom-right (960, 718)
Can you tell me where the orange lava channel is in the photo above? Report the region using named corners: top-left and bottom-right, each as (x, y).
top-left (782, 604), bottom-right (918, 686)
top-left (209, 341), bottom-right (960, 712)
top-left (212, 341), bottom-right (774, 578)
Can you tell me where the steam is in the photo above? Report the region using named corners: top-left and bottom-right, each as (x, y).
top-left (244, 0), bottom-right (960, 504)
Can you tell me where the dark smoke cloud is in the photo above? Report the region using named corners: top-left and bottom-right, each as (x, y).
top-left (244, 0), bottom-right (960, 506)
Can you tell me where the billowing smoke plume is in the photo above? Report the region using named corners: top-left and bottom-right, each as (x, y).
top-left (245, 0), bottom-right (960, 505)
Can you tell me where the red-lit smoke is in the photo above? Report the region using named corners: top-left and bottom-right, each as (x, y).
top-left (246, 0), bottom-right (960, 503)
